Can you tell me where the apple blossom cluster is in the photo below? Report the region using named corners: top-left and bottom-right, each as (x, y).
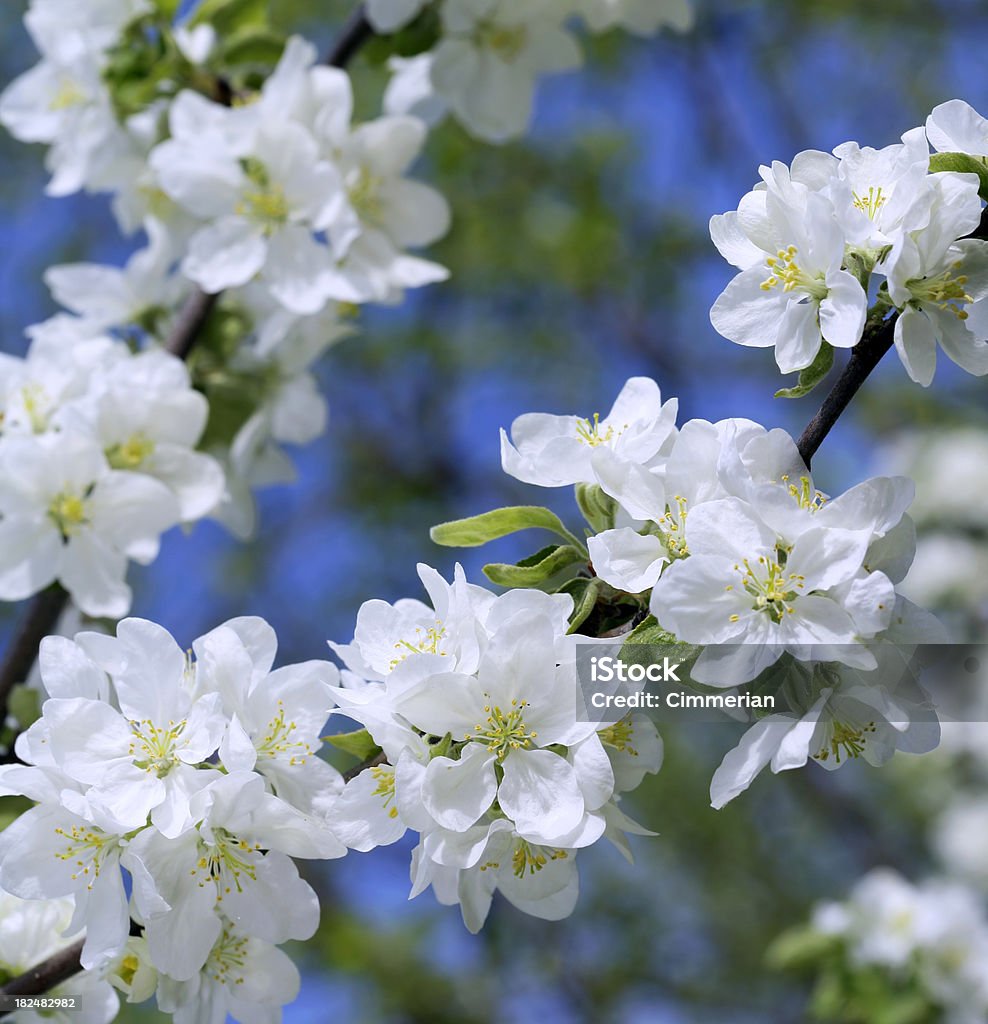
top-left (0, 616), bottom-right (344, 1024)
top-left (0, 891), bottom-right (119, 1024)
top-left (0, 0), bottom-right (451, 306)
top-left (328, 563), bottom-right (663, 932)
top-left (495, 375), bottom-right (944, 806)
top-left (782, 870), bottom-right (988, 1023)
top-left (372, 0), bottom-right (694, 142)
top-left (0, 0), bottom-right (457, 542)
top-left (710, 99), bottom-right (988, 387)
top-left (0, 327), bottom-right (223, 617)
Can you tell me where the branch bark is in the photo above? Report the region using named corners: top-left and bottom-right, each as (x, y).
top-left (325, 5), bottom-right (372, 68)
top-left (796, 313), bottom-right (897, 468)
top-left (0, 586), bottom-right (68, 721)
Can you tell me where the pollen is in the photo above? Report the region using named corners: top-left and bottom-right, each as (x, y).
top-left (851, 185), bottom-right (888, 220)
top-left (389, 621), bottom-right (447, 669)
top-left (599, 716), bottom-right (639, 756)
top-left (816, 721), bottom-right (877, 764)
top-left (475, 22), bottom-right (528, 62)
top-left (106, 433), bottom-right (155, 470)
top-left (511, 839), bottom-right (567, 879)
top-left (48, 492), bottom-right (89, 537)
top-left (761, 245), bottom-right (828, 301)
top-left (468, 698), bottom-right (538, 762)
top-left (576, 412), bottom-right (619, 448)
top-left (908, 260), bottom-right (974, 321)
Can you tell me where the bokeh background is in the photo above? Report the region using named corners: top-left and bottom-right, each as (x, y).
top-left (2, 1), bottom-right (988, 1020)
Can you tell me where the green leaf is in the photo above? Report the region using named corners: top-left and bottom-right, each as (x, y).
top-left (621, 615), bottom-right (675, 645)
top-left (219, 27), bottom-right (286, 67)
top-left (430, 506), bottom-right (585, 551)
top-left (561, 577), bottom-right (602, 633)
top-left (575, 483), bottom-right (617, 533)
top-left (483, 544), bottom-right (586, 587)
top-left (426, 733), bottom-right (453, 759)
top-left (775, 342), bottom-right (835, 399)
top-left (0, 796), bottom-right (32, 833)
top-left (191, 0), bottom-right (268, 34)
top-left (8, 685), bottom-right (41, 731)
top-left (930, 151), bottom-right (988, 201)
top-left (766, 925), bottom-right (840, 970)
top-left (153, 0), bottom-right (182, 17)
top-left (324, 728), bottom-right (381, 762)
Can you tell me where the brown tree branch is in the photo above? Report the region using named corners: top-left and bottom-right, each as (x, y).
top-left (0, 586), bottom-right (68, 726)
top-left (326, 5), bottom-right (372, 68)
top-left (796, 314), bottom-right (897, 468)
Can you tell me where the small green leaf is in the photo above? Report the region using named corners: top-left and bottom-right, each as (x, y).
top-left (430, 506), bottom-right (585, 551)
top-left (575, 483), bottom-right (617, 533)
top-left (483, 544), bottom-right (586, 588)
top-left (561, 577), bottom-right (602, 633)
top-left (427, 733), bottom-right (453, 759)
top-left (191, 0), bottom-right (268, 34)
top-left (775, 342), bottom-right (835, 399)
top-left (153, 0), bottom-right (182, 17)
top-left (930, 151), bottom-right (988, 201)
top-left (324, 728), bottom-right (381, 761)
top-left (766, 925), bottom-right (840, 970)
top-left (621, 615), bottom-right (675, 645)
top-left (219, 27), bottom-right (285, 67)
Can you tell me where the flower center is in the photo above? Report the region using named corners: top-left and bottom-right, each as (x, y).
top-left (106, 433), bottom-right (155, 470)
top-left (510, 840), bottom-right (567, 878)
top-left (348, 168), bottom-right (385, 223)
top-left (206, 928), bottom-right (250, 987)
top-left (49, 79), bottom-right (86, 111)
top-left (237, 159), bottom-right (289, 231)
top-left (816, 721), bottom-right (876, 764)
top-left (908, 261), bottom-right (973, 321)
top-left (656, 495), bottom-right (689, 558)
top-left (730, 552), bottom-right (806, 624)
top-left (761, 246), bottom-right (829, 301)
top-left (48, 492), bottom-right (89, 537)
top-left (53, 823), bottom-right (114, 890)
top-left (192, 829), bottom-right (263, 899)
top-left (576, 413), bottom-right (616, 447)
top-left (851, 185), bottom-right (887, 220)
top-left (475, 22), bottom-right (527, 61)
top-left (780, 474), bottom-right (827, 512)
top-left (370, 765), bottom-right (398, 819)
top-left (257, 699), bottom-right (312, 766)
top-left (599, 716), bottom-right (639, 756)
top-left (390, 622), bottom-right (447, 669)
top-left (468, 699), bottom-right (538, 762)
top-left (128, 717), bottom-right (187, 777)
top-left (18, 383), bottom-right (50, 432)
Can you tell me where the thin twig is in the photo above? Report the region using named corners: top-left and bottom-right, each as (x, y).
top-left (325, 5), bottom-right (372, 68)
top-left (0, 940), bottom-right (84, 1011)
top-left (163, 287), bottom-right (219, 360)
top-left (796, 314), bottom-right (897, 468)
